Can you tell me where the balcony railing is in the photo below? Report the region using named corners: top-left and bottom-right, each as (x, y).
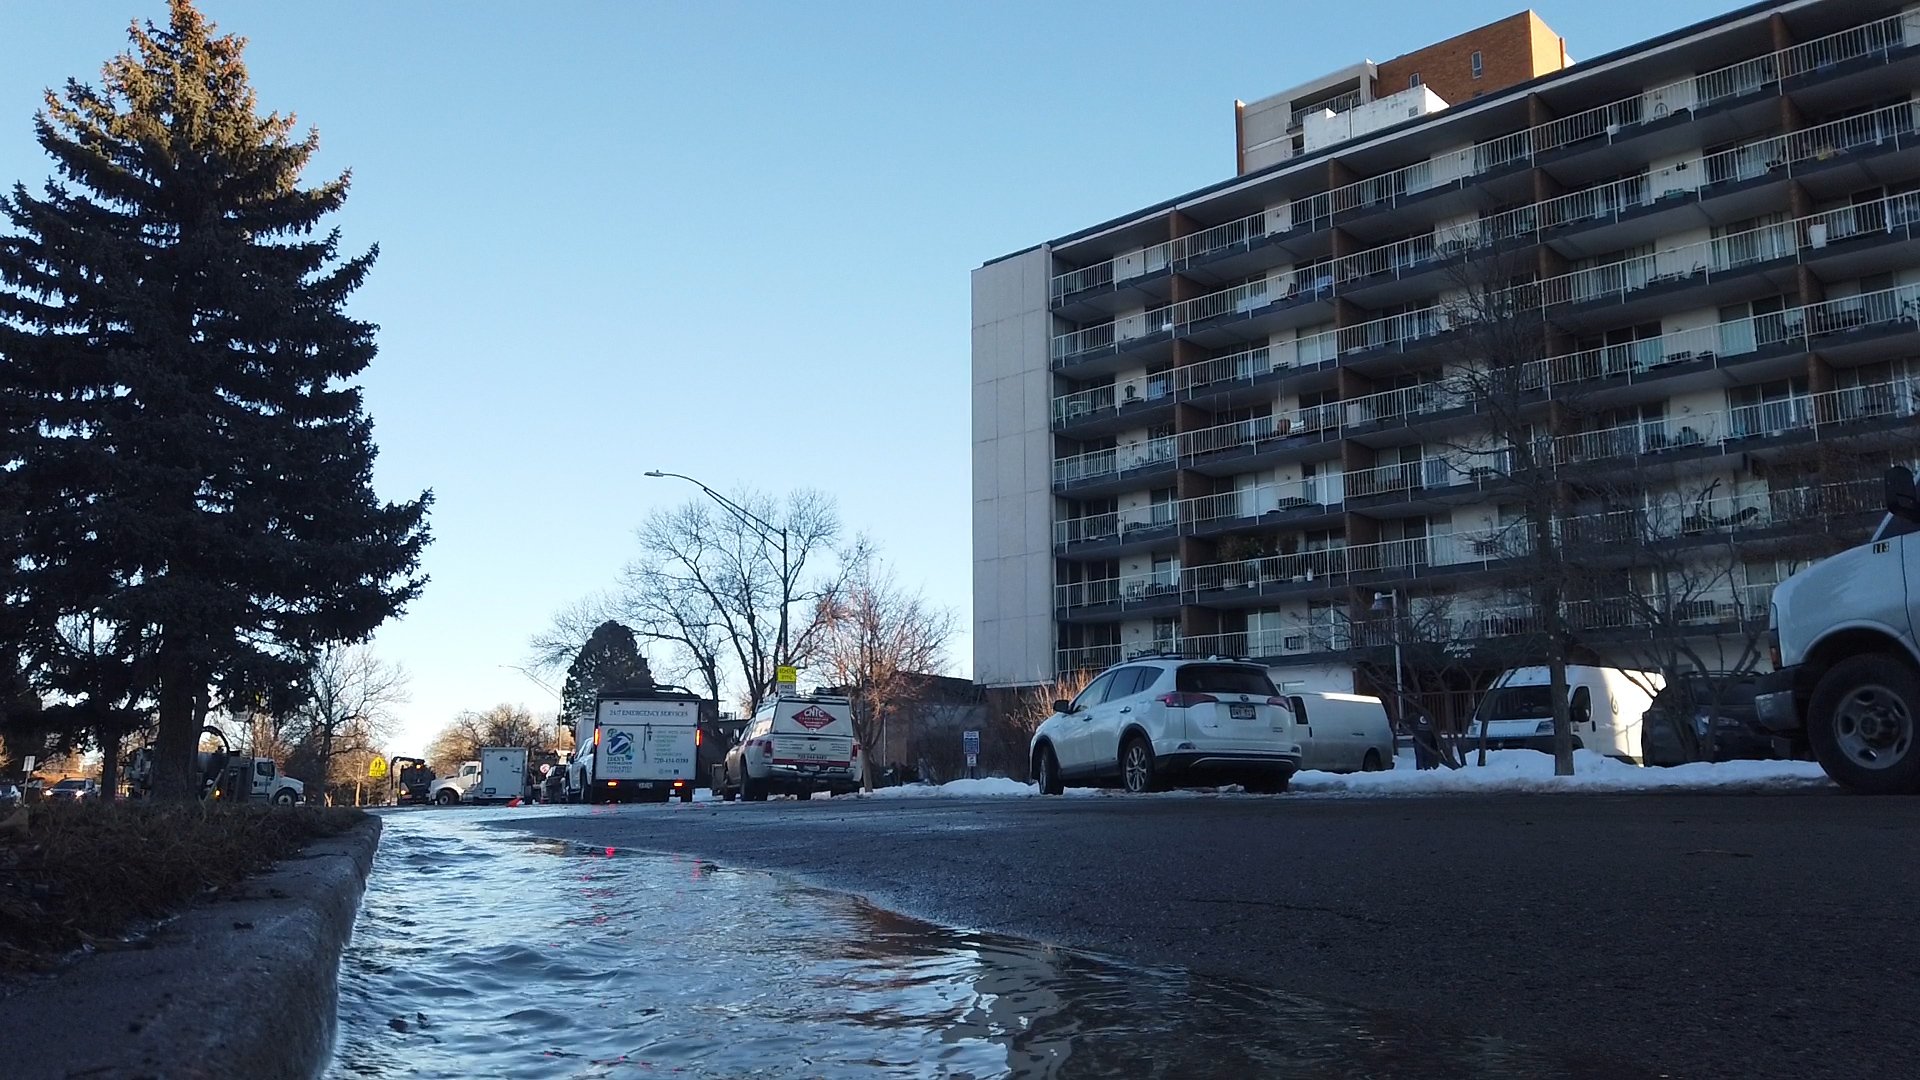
top-left (1552, 379), bottom-right (1920, 468)
top-left (1052, 436), bottom-right (1178, 486)
top-left (1055, 566), bottom-right (1183, 611)
top-left (1056, 642), bottom-right (1125, 673)
top-left (1055, 281), bottom-right (1920, 492)
top-left (1052, 304), bottom-right (1175, 364)
top-left (1341, 381), bottom-right (1469, 428)
top-left (1052, 380), bottom-right (1176, 426)
top-left (1317, 98), bottom-right (1920, 296)
top-left (1048, 14), bottom-right (1913, 307)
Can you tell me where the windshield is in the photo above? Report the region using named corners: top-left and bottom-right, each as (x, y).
top-left (1177, 665), bottom-right (1278, 696)
top-left (1474, 686), bottom-right (1556, 723)
top-left (53, 779), bottom-right (88, 790)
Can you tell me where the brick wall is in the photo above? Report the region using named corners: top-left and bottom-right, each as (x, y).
top-left (1374, 11), bottom-right (1567, 109)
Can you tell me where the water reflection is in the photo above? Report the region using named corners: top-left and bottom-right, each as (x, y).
top-left (330, 812), bottom-right (1619, 1078)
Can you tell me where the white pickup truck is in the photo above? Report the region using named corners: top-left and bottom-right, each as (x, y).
top-left (1755, 466), bottom-right (1920, 794)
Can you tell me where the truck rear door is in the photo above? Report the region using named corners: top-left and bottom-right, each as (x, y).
top-left (595, 699), bottom-right (701, 784)
top-left (771, 701), bottom-right (854, 769)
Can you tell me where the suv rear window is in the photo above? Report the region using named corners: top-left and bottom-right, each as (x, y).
top-left (1176, 664), bottom-right (1277, 696)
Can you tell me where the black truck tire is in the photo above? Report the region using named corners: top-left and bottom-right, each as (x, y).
top-left (1808, 654), bottom-right (1920, 795)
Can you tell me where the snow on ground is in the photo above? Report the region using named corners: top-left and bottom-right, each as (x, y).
top-left (1293, 749), bottom-right (1831, 796)
top-left (867, 777), bottom-right (1066, 798)
top-left (858, 750), bottom-right (1831, 799)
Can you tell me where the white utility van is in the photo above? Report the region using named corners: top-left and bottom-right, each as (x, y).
top-left (1465, 666), bottom-right (1664, 762)
top-left (718, 694), bottom-right (862, 800)
top-left (1290, 692), bottom-right (1396, 773)
top-left (430, 747), bottom-right (528, 805)
top-left (570, 689), bottom-right (703, 803)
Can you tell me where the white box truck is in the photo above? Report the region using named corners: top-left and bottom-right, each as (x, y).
top-left (428, 747), bottom-right (528, 805)
top-left (1754, 466), bottom-right (1920, 794)
top-left (569, 688), bottom-right (703, 803)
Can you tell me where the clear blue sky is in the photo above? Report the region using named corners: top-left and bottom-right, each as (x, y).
top-left (1, 0), bottom-right (1733, 752)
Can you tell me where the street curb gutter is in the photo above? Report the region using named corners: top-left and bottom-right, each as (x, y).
top-left (0, 816), bottom-right (383, 1080)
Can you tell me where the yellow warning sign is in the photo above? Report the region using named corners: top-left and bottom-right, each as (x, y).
top-left (367, 757), bottom-right (389, 779)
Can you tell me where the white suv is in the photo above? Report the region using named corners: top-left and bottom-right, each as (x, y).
top-left (1030, 658), bottom-right (1302, 794)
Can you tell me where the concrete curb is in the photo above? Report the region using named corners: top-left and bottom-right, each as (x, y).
top-left (0, 816), bottom-right (382, 1080)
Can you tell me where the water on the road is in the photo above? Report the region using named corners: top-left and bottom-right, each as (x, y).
top-left (329, 810), bottom-right (1601, 1079)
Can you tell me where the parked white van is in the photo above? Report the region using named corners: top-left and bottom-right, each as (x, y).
top-left (1289, 692), bottom-right (1396, 773)
top-left (1465, 666), bottom-right (1664, 762)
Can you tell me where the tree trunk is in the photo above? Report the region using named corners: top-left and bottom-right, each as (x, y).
top-left (98, 721), bottom-right (122, 804)
top-left (1548, 642), bottom-right (1575, 776)
top-left (319, 720), bottom-right (335, 800)
top-left (151, 652), bottom-right (199, 801)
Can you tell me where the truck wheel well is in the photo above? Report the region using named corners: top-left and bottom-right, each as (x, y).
top-left (1806, 630), bottom-right (1918, 680)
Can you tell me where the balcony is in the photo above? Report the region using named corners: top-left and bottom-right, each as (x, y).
top-left (1052, 380), bottom-right (1175, 432)
top-left (1550, 378), bottom-right (1920, 469)
top-left (1053, 501), bottom-right (1179, 550)
top-left (1052, 437), bottom-right (1178, 490)
top-left (1056, 642), bottom-right (1125, 673)
top-left (1046, 13), bottom-right (1917, 316)
top-left (1055, 566), bottom-right (1183, 614)
top-left (1054, 476), bottom-right (1345, 554)
top-left (1536, 190), bottom-right (1920, 320)
top-left (1052, 305), bottom-right (1175, 370)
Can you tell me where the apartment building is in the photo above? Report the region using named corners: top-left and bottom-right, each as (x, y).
top-left (972, 0), bottom-right (1920, 707)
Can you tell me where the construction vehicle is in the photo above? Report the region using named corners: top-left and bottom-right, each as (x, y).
top-left (387, 756), bottom-right (434, 805)
top-left (126, 727), bottom-right (306, 805)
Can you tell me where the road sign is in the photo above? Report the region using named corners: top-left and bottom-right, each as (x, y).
top-left (963, 729), bottom-right (981, 756)
top-left (775, 665), bottom-right (799, 694)
top-left (966, 753), bottom-right (978, 768)
top-left (367, 757), bottom-right (388, 779)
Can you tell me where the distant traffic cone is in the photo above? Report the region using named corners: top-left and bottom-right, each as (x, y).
top-left (506, 797), bottom-right (521, 807)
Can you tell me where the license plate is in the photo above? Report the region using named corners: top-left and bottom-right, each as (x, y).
top-left (1230, 704), bottom-right (1255, 720)
top-left (635, 781), bottom-right (657, 789)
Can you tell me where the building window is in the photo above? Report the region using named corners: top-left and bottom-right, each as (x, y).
top-left (1409, 73), bottom-right (1421, 89)
top-left (1471, 51), bottom-right (1483, 79)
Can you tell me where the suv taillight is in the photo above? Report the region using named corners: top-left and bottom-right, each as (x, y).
top-left (1157, 692), bottom-right (1218, 708)
top-left (1768, 629), bottom-right (1781, 669)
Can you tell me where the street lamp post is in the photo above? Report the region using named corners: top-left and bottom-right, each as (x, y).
top-left (1371, 590), bottom-right (1404, 710)
top-left (644, 470), bottom-right (793, 677)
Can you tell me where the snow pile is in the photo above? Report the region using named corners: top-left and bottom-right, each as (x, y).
top-left (867, 777), bottom-right (1044, 798)
top-left (1292, 749), bottom-right (1832, 796)
top-left (866, 778), bottom-right (1112, 798)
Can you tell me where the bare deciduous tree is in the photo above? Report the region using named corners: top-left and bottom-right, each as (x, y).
top-left (621, 489), bottom-right (853, 717)
top-left (1430, 252), bottom-right (1579, 775)
top-left (818, 553), bottom-right (958, 781)
top-left (426, 703), bottom-right (554, 776)
top-left (287, 644), bottom-right (408, 799)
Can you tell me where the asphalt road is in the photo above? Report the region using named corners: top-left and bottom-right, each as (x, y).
top-left (494, 791), bottom-right (1920, 1080)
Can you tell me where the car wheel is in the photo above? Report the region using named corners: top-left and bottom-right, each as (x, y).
top-left (1034, 744), bottom-right (1064, 796)
top-left (1808, 654), bottom-right (1920, 795)
top-left (743, 774), bottom-right (768, 802)
top-left (1361, 749), bottom-right (1385, 773)
top-left (271, 789), bottom-right (296, 806)
top-left (678, 786), bottom-right (694, 803)
top-left (1119, 735), bottom-right (1158, 794)
top-left (434, 789), bottom-right (457, 806)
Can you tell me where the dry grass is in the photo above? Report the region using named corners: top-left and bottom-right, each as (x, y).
top-left (0, 801), bottom-right (366, 969)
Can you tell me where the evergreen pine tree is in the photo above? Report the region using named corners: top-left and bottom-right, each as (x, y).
top-left (0, 1), bottom-right (431, 798)
top-left (561, 621), bottom-right (655, 723)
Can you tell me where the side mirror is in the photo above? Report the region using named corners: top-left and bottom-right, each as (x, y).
top-left (1052, 699), bottom-right (1073, 715)
top-left (1887, 466), bottom-right (1920, 522)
